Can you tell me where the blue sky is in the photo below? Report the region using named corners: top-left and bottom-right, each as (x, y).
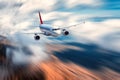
top-left (56, 0), bottom-right (120, 12)
top-left (0, 0), bottom-right (120, 22)
top-left (56, 0), bottom-right (120, 21)
top-left (103, 0), bottom-right (120, 10)
top-left (40, 0), bottom-right (120, 22)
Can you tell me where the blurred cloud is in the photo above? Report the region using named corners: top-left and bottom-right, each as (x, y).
top-left (64, 0), bottom-right (102, 8)
top-left (7, 32), bottom-right (49, 65)
top-left (19, 0), bottom-right (57, 14)
top-left (71, 19), bottom-right (120, 52)
top-left (0, 0), bottom-right (120, 54)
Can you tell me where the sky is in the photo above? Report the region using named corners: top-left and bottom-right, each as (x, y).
top-left (0, 0), bottom-right (120, 26)
top-left (0, 0), bottom-right (120, 52)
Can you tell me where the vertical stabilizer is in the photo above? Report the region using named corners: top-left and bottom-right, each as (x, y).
top-left (39, 12), bottom-right (43, 24)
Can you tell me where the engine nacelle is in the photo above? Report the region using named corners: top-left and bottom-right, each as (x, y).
top-left (34, 35), bottom-right (40, 40)
top-left (62, 29), bottom-right (69, 36)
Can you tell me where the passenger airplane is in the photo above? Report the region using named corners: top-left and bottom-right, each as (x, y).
top-left (28, 12), bottom-right (85, 40)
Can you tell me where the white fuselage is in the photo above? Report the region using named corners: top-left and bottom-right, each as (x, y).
top-left (39, 24), bottom-right (61, 37)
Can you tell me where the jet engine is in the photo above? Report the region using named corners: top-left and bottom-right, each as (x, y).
top-left (62, 29), bottom-right (69, 36)
top-left (34, 35), bottom-right (40, 40)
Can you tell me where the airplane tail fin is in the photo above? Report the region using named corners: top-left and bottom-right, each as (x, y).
top-left (39, 12), bottom-right (43, 24)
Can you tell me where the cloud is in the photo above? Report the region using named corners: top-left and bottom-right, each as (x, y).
top-left (64, 0), bottom-right (103, 8)
top-left (19, 0), bottom-right (57, 14)
top-left (0, 0), bottom-right (55, 65)
top-left (7, 32), bottom-right (49, 64)
top-left (42, 12), bottom-right (120, 52)
top-left (38, 11), bottom-right (120, 52)
top-left (0, 0), bottom-right (120, 54)
top-left (71, 19), bottom-right (120, 52)
top-left (0, 1), bottom-right (8, 9)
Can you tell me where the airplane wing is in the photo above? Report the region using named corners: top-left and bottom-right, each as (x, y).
top-left (22, 32), bottom-right (44, 35)
top-left (53, 21), bottom-right (85, 30)
top-left (62, 21), bottom-right (85, 29)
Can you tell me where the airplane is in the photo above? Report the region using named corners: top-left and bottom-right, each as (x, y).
top-left (27, 12), bottom-right (85, 40)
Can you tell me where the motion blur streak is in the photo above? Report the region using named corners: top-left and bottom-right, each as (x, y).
top-left (0, 34), bottom-right (49, 80)
top-left (6, 32), bottom-right (49, 65)
top-left (0, 36), bottom-right (120, 80)
top-left (0, 0), bottom-right (120, 80)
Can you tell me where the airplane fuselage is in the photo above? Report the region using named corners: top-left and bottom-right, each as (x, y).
top-left (39, 24), bottom-right (60, 37)
top-left (33, 12), bottom-right (70, 40)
